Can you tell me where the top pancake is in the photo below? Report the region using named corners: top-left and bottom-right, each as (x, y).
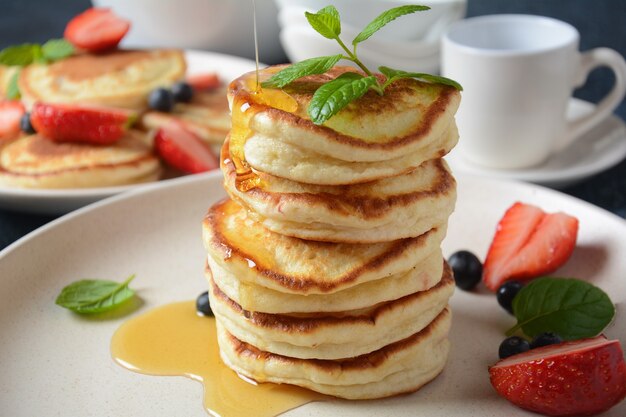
top-left (228, 66), bottom-right (460, 163)
top-left (19, 49), bottom-right (186, 110)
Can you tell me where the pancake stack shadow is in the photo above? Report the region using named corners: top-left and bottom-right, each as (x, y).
top-left (202, 66), bottom-right (461, 399)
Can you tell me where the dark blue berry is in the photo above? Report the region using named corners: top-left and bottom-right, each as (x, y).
top-left (196, 291), bottom-right (213, 316)
top-left (497, 281), bottom-right (524, 314)
top-left (20, 112), bottom-right (35, 134)
top-left (448, 250), bottom-right (482, 290)
top-left (171, 82), bottom-right (194, 103)
top-left (499, 336), bottom-right (530, 359)
top-left (148, 88), bottom-right (175, 112)
top-left (530, 332), bottom-right (563, 349)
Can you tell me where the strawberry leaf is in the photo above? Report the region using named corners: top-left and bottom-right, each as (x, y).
top-left (507, 277), bottom-right (615, 340)
top-left (42, 39), bottom-right (75, 61)
top-left (305, 6), bottom-right (342, 39)
top-left (262, 54), bottom-right (343, 88)
top-left (379, 66), bottom-right (463, 90)
top-left (0, 44), bottom-right (38, 66)
top-left (308, 72), bottom-right (377, 125)
top-left (6, 69), bottom-right (21, 100)
top-left (55, 275), bottom-right (136, 314)
top-left (352, 5), bottom-right (430, 46)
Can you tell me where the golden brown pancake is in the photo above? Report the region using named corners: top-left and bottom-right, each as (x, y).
top-left (0, 130), bottom-right (160, 188)
top-left (19, 49), bottom-right (186, 110)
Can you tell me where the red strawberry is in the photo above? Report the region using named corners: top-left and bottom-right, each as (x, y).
top-left (186, 73), bottom-right (221, 91)
top-left (64, 8), bottom-right (130, 52)
top-left (154, 121), bottom-right (218, 174)
top-left (483, 202), bottom-right (578, 291)
top-left (489, 336), bottom-right (626, 416)
top-left (0, 100), bottom-right (25, 140)
top-left (31, 102), bottom-right (136, 145)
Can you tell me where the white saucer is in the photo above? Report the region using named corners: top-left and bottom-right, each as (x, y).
top-left (446, 98), bottom-right (626, 188)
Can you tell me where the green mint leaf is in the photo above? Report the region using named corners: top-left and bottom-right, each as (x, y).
top-left (262, 54), bottom-right (343, 88)
top-left (55, 275), bottom-right (136, 314)
top-left (506, 277), bottom-right (615, 340)
top-left (352, 5), bottom-right (430, 45)
top-left (0, 43), bottom-right (38, 66)
top-left (379, 66), bottom-right (463, 90)
top-left (308, 72), bottom-right (377, 125)
top-left (42, 39), bottom-right (75, 62)
top-left (6, 69), bottom-right (21, 100)
top-left (305, 6), bottom-right (342, 39)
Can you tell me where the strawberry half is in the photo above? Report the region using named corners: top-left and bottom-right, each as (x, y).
top-left (31, 102), bottom-right (136, 145)
top-left (186, 73), bottom-right (221, 91)
top-left (0, 100), bottom-right (25, 140)
top-left (483, 202), bottom-right (578, 291)
top-left (490, 336), bottom-right (626, 416)
top-left (64, 8), bottom-right (130, 52)
top-left (154, 121), bottom-right (218, 174)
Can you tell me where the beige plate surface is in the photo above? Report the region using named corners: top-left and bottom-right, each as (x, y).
top-left (0, 50), bottom-right (255, 215)
top-left (0, 171), bottom-right (625, 416)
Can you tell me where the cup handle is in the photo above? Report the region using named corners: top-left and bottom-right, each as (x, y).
top-left (556, 48), bottom-right (626, 151)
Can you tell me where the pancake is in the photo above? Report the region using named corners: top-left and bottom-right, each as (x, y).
top-left (19, 49), bottom-right (186, 110)
top-left (207, 250), bottom-right (444, 314)
top-left (217, 307), bottom-right (451, 399)
top-left (223, 141), bottom-right (456, 242)
top-left (140, 87), bottom-right (230, 146)
top-left (203, 198), bottom-right (447, 294)
top-left (209, 263), bottom-right (454, 359)
top-left (228, 66), bottom-right (460, 163)
top-left (0, 130), bottom-right (161, 188)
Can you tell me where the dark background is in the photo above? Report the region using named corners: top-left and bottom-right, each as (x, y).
top-left (0, 0), bottom-right (625, 250)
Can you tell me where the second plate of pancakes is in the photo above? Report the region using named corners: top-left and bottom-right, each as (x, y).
top-left (0, 50), bottom-right (256, 215)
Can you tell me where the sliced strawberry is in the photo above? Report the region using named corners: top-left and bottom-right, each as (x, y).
top-left (483, 202), bottom-right (578, 291)
top-left (31, 102), bottom-right (136, 145)
top-left (64, 8), bottom-right (130, 52)
top-left (154, 121), bottom-right (218, 174)
top-left (186, 73), bottom-right (221, 91)
top-left (0, 100), bottom-right (25, 140)
top-left (489, 336), bottom-right (626, 416)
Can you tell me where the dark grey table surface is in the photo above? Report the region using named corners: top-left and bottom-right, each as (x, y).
top-left (0, 0), bottom-right (625, 251)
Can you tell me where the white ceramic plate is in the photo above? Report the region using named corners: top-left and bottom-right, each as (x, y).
top-left (1, 172), bottom-right (624, 416)
top-left (0, 50), bottom-right (256, 215)
top-left (447, 98), bottom-right (626, 189)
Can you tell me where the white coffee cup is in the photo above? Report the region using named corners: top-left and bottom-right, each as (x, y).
top-left (442, 14), bottom-right (626, 169)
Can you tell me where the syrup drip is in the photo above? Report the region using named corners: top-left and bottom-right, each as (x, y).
top-left (111, 301), bottom-right (322, 416)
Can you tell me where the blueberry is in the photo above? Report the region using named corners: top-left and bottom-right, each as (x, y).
top-left (148, 88), bottom-right (175, 112)
top-left (196, 291), bottom-right (213, 316)
top-left (497, 281), bottom-right (524, 314)
top-left (530, 332), bottom-right (563, 349)
top-left (448, 250), bottom-right (482, 291)
top-left (20, 112), bottom-right (35, 134)
top-left (499, 336), bottom-right (530, 359)
top-left (171, 82), bottom-right (194, 103)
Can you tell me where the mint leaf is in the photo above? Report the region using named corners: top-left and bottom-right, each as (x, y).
top-left (308, 72), bottom-right (377, 125)
top-left (352, 5), bottom-right (430, 45)
top-left (0, 44), bottom-right (38, 66)
top-left (379, 66), bottom-right (463, 90)
top-left (42, 39), bottom-right (75, 61)
top-left (507, 277), bottom-right (615, 340)
top-left (6, 69), bottom-right (21, 100)
top-left (55, 275), bottom-right (136, 314)
top-left (305, 6), bottom-right (342, 39)
top-left (262, 54), bottom-right (343, 88)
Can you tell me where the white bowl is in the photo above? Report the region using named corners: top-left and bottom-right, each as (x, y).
top-left (280, 25), bottom-right (441, 74)
top-left (275, 0), bottom-right (466, 42)
top-left (92, 0), bottom-right (286, 63)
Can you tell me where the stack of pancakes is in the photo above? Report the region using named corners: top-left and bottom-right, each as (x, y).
top-left (0, 49), bottom-right (229, 188)
top-left (203, 66), bottom-right (460, 399)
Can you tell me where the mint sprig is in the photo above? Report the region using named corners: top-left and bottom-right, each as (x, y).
top-left (262, 5), bottom-right (462, 125)
top-left (506, 277), bottom-right (615, 340)
top-left (55, 274), bottom-right (136, 314)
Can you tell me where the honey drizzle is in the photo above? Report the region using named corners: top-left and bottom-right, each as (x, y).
top-left (111, 301), bottom-right (321, 417)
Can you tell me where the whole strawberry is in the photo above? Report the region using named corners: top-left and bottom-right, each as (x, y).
top-left (489, 336), bottom-right (626, 416)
